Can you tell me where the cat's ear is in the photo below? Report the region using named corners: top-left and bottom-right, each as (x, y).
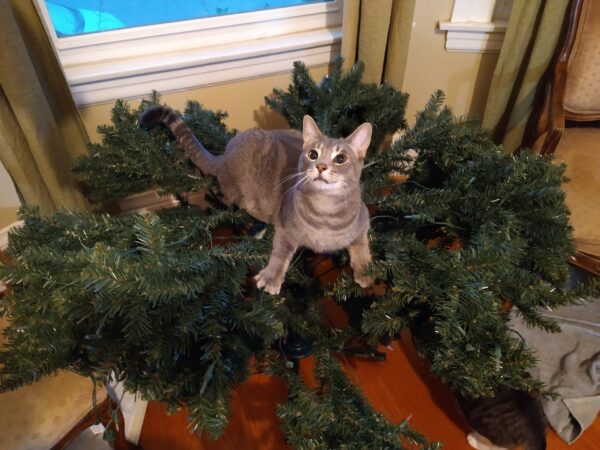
top-left (346, 123), bottom-right (372, 161)
top-left (303, 115), bottom-right (322, 141)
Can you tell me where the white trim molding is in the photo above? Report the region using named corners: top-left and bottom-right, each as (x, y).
top-left (107, 380), bottom-right (147, 445)
top-left (34, 1), bottom-right (342, 106)
top-left (439, 0), bottom-right (513, 53)
top-left (438, 20), bottom-right (508, 53)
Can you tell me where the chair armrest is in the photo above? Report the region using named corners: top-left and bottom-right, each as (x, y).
top-left (539, 0), bottom-right (584, 154)
top-left (540, 73), bottom-right (566, 155)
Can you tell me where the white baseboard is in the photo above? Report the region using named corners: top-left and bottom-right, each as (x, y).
top-left (108, 381), bottom-right (148, 445)
top-left (126, 397), bottom-right (148, 445)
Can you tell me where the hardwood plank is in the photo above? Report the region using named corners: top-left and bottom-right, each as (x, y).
top-left (140, 296), bottom-right (599, 449)
top-left (140, 336), bottom-right (599, 450)
top-left (140, 373), bottom-right (290, 450)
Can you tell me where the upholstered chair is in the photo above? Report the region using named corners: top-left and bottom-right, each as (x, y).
top-left (0, 250), bottom-right (135, 450)
top-left (528, 0), bottom-right (600, 275)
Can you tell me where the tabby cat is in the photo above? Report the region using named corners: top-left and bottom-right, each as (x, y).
top-left (458, 389), bottom-right (547, 450)
top-left (140, 106), bottom-right (374, 295)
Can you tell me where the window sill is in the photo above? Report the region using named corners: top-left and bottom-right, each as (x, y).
top-left (68, 28), bottom-right (341, 106)
top-left (438, 20), bottom-right (508, 53)
top-left (35, 1), bottom-right (341, 106)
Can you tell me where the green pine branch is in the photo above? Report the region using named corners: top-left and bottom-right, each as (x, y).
top-left (330, 91), bottom-right (591, 398)
top-left (266, 58), bottom-right (408, 151)
top-left (276, 346), bottom-right (441, 450)
top-left (0, 206), bottom-right (282, 436)
top-left (72, 92), bottom-right (235, 205)
top-left (1, 62), bottom-right (591, 446)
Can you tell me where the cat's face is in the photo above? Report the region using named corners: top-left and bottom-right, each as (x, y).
top-left (298, 115), bottom-right (372, 194)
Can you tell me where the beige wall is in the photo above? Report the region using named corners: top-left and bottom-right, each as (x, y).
top-left (401, 0), bottom-right (499, 123)
top-left (76, 2), bottom-right (502, 138)
top-left (0, 162), bottom-right (20, 229)
top-left (79, 66), bottom-right (331, 143)
top-left (0, 66), bottom-right (331, 226)
top-left (0, 163), bottom-right (19, 207)
top-left (1, 0), bottom-right (502, 219)
top-left (79, 11), bottom-right (500, 140)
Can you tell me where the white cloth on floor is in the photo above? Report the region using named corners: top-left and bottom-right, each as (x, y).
top-left (511, 298), bottom-right (600, 443)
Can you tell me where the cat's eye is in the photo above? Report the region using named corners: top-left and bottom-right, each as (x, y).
top-left (307, 149), bottom-right (319, 160)
top-left (334, 154), bottom-right (347, 164)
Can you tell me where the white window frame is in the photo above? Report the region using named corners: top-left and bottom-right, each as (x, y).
top-left (34, 1), bottom-right (342, 106)
top-left (438, 0), bottom-right (513, 53)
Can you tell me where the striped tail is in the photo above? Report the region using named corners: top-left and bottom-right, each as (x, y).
top-left (139, 105), bottom-right (220, 176)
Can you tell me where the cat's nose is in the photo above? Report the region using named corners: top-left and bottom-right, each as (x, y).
top-left (316, 163), bottom-right (328, 173)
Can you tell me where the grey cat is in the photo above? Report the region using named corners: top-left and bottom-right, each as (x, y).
top-left (140, 106), bottom-right (373, 295)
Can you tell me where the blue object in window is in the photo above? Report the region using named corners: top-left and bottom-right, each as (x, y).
top-left (45, 0), bottom-right (331, 37)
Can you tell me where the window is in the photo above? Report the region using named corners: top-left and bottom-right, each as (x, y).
top-left (35, 1), bottom-right (342, 105)
top-left (44, 1), bottom-right (332, 37)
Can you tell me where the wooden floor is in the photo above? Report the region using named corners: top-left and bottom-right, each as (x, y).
top-left (139, 310), bottom-right (599, 449)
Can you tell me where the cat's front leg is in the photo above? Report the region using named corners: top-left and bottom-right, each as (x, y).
top-left (348, 229), bottom-right (373, 288)
top-left (255, 229), bottom-right (298, 295)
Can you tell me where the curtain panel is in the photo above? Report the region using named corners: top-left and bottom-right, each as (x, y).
top-left (0, 0), bottom-right (89, 215)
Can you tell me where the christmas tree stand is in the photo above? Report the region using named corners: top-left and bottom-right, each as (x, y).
top-left (279, 332), bottom-right (313, 375)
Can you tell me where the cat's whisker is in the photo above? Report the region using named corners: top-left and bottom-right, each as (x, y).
top-left (279, 172), bottom-right (304, 185)
top-left (280, 172), bottom-right (299, 180)
top-left (284, 173), bottom-right (311, 196)
top-left (298, 173), bottom-right (312, 188)
top-left (299, 174), bottom-right (312, 189)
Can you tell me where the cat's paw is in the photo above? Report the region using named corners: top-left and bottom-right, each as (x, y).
top-left (466, 432), bottom-right (505, 450)
top-left (254, 269), bottom-right (283, 295)
top-left (467, 433), bottom-right (480, 449)
top-left (354, 273), bottom-right (374, 289)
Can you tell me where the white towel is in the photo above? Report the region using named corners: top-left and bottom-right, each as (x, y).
top-left (511, 297), bottom-right (600, 443)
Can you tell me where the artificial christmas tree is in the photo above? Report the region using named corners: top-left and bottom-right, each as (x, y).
top-left (72, 94), bottom-right (234, 204)
top-left (0, 60), bottom-right (589, 448)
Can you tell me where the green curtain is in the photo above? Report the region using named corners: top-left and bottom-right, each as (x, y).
top-left (0, 0), bottom-right (89, 215)
top-left (482, 0), bottom-right (570, 153)
top-left (341, 0), bottom-right (415, 90)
